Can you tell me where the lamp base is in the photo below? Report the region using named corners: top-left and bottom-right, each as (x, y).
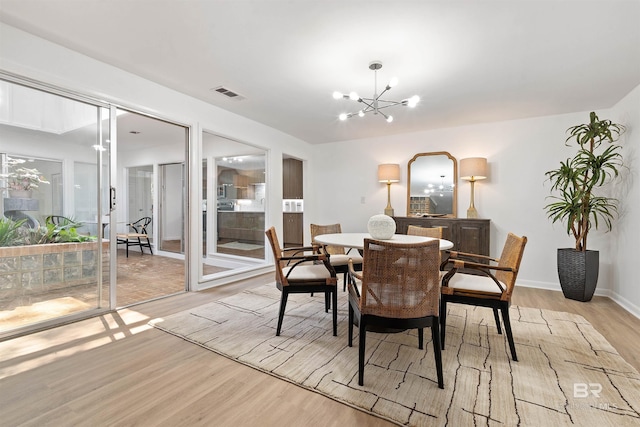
top-left (466, 206), bottom-right (478, 218)
top-left (384, 207), bottom-right (395, 216)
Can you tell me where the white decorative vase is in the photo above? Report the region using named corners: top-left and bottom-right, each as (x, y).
top-left (9, 189), bottom-right (32, 198)
top-left (367, 214), bottom-right (396, 240)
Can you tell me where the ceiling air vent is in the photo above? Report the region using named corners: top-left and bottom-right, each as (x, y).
top-left (211, 86), bottom-right (245, 101)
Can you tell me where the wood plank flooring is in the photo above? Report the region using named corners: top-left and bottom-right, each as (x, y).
top-left (1, 276), bottom-right (639, 426)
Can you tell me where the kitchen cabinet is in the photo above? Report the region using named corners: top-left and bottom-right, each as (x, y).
top-left (283, 158), bottom-right (303, 199)
top-left (283, 213), bottom-right (303, 247)
top-left (217, 212), bottom-right (265, 243)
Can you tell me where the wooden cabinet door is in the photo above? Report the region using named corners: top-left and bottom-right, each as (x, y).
top-left (283, 213), bottom-right (303, 246)
top-left (456, 220), bottom-right (489, 255)
top-left (283, 158), bottom-right (303, 199)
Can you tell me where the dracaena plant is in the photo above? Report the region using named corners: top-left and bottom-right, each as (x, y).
top-left (545, 112), bottom-right (625, 251)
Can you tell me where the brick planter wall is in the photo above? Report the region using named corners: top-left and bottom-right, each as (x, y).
top-left (0, 241), bottom-right (109, 300)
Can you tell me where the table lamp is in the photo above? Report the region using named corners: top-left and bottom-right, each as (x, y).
top-left (378, 163), bottom-right (400, 216)
top-left (459, 157), bottom-right (487, 218)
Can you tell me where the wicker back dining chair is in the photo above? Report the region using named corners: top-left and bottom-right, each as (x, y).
top-left (407, 224), bottom-right (444, 267)
top-left (266, 226), bottom-right (338, 336)
top-left (311, 223), bottom-right (363, 290)
top-left (347, 238), bottom-right (443, 388)
top-left (440, 232), bottom-right (527, 361)
top-left (407, 225), bottom-right (442, 239)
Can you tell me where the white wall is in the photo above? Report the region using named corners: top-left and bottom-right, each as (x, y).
top-left (610, 85), bottom-right (640, 315)
top-left (309, 92), bottom-right (640, 316)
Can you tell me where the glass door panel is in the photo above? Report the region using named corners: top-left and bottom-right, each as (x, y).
top-left (115, 110), bottom-right (187, 306)
top-left (200, 131), bottom-right (268, 280)
top-left (0, 79), bottom-right (110, 336)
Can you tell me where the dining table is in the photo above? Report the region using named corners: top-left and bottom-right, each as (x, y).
top-left (314, 232), bottom-right (454, 251)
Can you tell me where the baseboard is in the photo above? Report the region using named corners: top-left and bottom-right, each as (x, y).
top-left (517, 280), bottom-right (640, 320)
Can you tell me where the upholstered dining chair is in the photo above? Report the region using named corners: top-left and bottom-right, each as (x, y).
top-left (311, 223), bottom-right (363, 291)
top-left (347, 238), bottom-right (443, 388)
top-left (265, 226), bottom-right (338, 336)
top-left (440, 232), bottom-right (527, 361)
top-left (117, 217), bottom-right (153, 258)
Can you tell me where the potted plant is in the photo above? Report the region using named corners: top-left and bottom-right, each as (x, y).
top-left (1, 157), bottom-right (50, 198)
top-left (544, 111), bottom-right (625, 301)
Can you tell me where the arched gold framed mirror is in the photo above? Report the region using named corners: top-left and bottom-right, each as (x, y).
top-left (407, 152), bottom-right (457, 217)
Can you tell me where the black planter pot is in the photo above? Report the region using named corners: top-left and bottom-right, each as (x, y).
top-left (557, 248), bottom-right (599, 302)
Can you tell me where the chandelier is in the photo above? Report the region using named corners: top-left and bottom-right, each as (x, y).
top-left (333, 61), bottom-right (420, 123)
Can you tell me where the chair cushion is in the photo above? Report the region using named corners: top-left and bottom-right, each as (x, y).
top-left (446, 272), bottom-right (505, 295)
top-left (328, 253), bottom-right (363, 266)
top-left (283, 264), bottom-right (334, 282)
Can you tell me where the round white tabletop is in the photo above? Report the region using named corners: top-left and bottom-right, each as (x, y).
top-left (314, 232), bottom-right (454, 250)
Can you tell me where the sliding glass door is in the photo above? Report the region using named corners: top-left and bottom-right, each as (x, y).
top-left (0, 78), bottom-right (111, 337)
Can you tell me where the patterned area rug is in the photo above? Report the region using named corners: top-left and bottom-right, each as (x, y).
top-left (151, 284), bottom-right (640, 426)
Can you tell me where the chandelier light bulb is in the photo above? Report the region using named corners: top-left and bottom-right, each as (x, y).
top-left (407, 95), bottom-right (420, 108)
top-left (349, 91), bottom-right (359, 101)
top-left (358, 110), bottom-right (365, 117)
top-left (339, 113), bottom-right (348, 121)
top-left (332, 91), bottom-right (343, 100)
top-left (388, 77), bottom-right (398, 88)
top-left (386, 115), bottom-right (394, 123)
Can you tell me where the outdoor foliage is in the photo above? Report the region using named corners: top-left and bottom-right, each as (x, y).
top-left (0, 217), bottom-right (95, 247)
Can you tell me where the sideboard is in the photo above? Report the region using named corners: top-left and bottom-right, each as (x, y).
top-left (393, 216), bottom-right (490, 256)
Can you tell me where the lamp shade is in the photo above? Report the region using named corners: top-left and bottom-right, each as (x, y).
top-left (459, 157), bottom-right (487, 181)
top-left (378, 164), bottom-right (400, 182)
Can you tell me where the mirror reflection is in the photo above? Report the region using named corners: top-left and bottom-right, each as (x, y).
top-left (407, 152), bottom-right (457, 217)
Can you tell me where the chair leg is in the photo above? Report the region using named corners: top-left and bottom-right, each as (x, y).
top-left (431, 320), bottom-right (444, 389)
top-left (276, 290), bottom-right (289, 336)
top-left (348, 303), bottom-right (354, 347)
top-left (125, 239), bottom-right (129, 258)
top-left (343, 271), bottom-right (348, 292)
top-left (501, 305), bottom-right (518, 361)
top-left (332, 287), bottom-right (337, 336)
top-left (493, 308), bottom-right (502, 335)
top-left (325, 292), bottom-right (330, 312)
top-left (358, 318), bottom-right (367, 386)
top-left (440, 299), bottom-right (447, 350)
top-left (418, 328), bottom-right (424, 350)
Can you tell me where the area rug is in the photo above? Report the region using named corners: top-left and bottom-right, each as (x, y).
top-left (151, 284), bottom-right (640, 426)
top-left (217, 241), bottom-right (264, 251)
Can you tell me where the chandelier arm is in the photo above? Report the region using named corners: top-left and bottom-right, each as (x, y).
top-left (357, 99), bottom-right (375, 110)
top-left (375, 103), bottom-right (406, 111)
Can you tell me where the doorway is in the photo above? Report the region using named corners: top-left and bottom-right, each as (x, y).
top-left (114, 110), bottom-right (188, 307)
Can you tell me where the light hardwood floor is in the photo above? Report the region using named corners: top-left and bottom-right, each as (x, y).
top-left (1, 275), bottom-right (639, 426)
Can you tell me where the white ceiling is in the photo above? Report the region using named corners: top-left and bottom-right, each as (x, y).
top-left (1, 0), bottom-right (639, 145)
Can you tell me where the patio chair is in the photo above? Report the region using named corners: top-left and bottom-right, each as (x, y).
top-left (117, 217), bottom-right (153, 257)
